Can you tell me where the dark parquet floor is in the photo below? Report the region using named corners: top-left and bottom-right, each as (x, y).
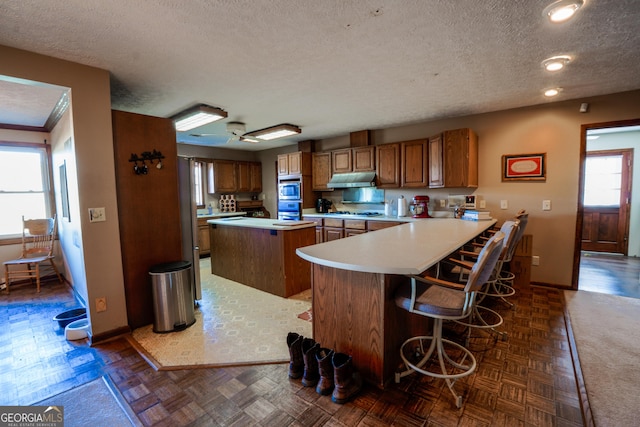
top-left (1, 274), bottom-right (588, 426)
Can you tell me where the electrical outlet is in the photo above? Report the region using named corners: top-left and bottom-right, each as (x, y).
top-left (89, 207), bottom-right (106, 222)
top-left (439, 199), bottom-right (446, 208)
top-left (479, 199), bottom-right (486, 209)
top-left (96, 297), bottom-right (107, 312)
top-left (532, 256), bottom-right (540, 266)
top-left (542, 200), bottom-right (552, 211)
top-left (500, 200), bottom-right (508, 209)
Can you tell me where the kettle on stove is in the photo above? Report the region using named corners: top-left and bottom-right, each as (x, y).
top-left (316, 198), bottom-right (332, 213)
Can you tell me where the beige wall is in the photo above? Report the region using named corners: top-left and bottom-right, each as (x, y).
top-left (0, 45), bottom-right (128, 337)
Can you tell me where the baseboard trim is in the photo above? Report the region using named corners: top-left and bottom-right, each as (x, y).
top-left (90, 325), bottom-right (131, 346)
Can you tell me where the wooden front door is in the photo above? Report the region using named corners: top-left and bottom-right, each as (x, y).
top-left (581, 149), bottom-right (632, 254)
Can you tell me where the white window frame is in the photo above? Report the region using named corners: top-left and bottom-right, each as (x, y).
top-left (0, 141), bottom-right (54, 241)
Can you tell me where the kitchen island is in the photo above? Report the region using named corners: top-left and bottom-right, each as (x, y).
top-left (208, 217), bottom-right (316, 297)
top-left (296, 218), bottom-right (497, 388)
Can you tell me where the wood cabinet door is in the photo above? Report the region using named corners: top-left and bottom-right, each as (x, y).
top-left (288, 152), bottom-right (302, 175)
top-left (443, 128), bottom-right (478, 187)
top-left (198, 224), bottom-right (210, 255)
top-left (208, 160), bottom-right (237, 193)
top-left (277, 154), bottom-right (289, 175)
top-left (428, 134), bottom-right (444, 188)
top-left (236, 161), bottom-right (251, 192)
top-left (353, 146), bottom-right (375, 172)
top-left (401, 139), bottom-right (428, 187)
top-left (315, 227), bottom-right (324, 243)
top-left (332, 149), bottom-right (352, 174)
top-left (312, 152), bottom-right (332, 191)
top-left (249, 162), bottom-right (262, 192)
top-left (324, 227), bottom-right (344, 241)
top-left (376, 143), bottom-right (400, 188)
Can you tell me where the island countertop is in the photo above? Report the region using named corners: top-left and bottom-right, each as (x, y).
top-left (207, 217), bottom-right (317, 230)
top-left (296, 218), bottom-right (497, 275)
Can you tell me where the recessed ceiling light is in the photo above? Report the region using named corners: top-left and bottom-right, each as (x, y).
top-left (544, 88), bottom-right (562, 97)
top-left (542, 55), bottom-right (572, 71)
top-left (543, 0), bottom-right (584, 23)
top-left (173, 105), bottom-right (228, 131)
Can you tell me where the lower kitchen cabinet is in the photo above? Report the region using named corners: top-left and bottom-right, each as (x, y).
top-left (197, 218), bottom-right (211, 256)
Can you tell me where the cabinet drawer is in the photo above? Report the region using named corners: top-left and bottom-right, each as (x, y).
top-left (344, 219), bottom-right (366, 230)
top-left (324, 218), bottom-right (344, 228)
top-left (303, 217), bottom-right (324, 227)
top-left (367, 221), bottom-right (402, 231)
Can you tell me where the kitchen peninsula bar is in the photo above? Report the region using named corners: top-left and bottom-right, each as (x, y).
top-left (296, 218), bottom-right (497, 388)
top-left (208, 217), bottom-right (316, 297)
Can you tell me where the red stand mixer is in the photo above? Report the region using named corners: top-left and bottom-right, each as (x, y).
top-left (410, 195), bottom-right (431, 218)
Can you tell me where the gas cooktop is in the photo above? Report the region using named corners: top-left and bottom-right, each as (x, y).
top-left (326, 211), bottom-right (382, 216)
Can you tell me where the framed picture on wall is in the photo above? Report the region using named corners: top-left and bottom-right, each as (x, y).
top-left (502, 153), bottom-right (546, 181)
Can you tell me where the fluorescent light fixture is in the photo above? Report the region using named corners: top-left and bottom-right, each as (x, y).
top-left (543, 0), bottom-right (584, 23)
top-left (544, 87), bottom-right (562, 97)
top-left (244, 124), bottom-right (301, 141)
top-left (542, 55), bottom-right (572, 71)
top-left (173, 105), bottom-right (228, 131)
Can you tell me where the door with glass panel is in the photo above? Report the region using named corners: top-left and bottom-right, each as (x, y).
top-left (581, 149), bottom-right (632, 254)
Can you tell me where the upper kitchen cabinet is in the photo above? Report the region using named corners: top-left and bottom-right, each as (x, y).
top-left (428, 128), bottom-right (478, 188)
top-left (401, 139), bottom-right (428, 188)
top-left (375, 143), bottom-right (400, 188)
top-left (331, 146), bottom-right (375, 174)
top-left (312, 152), bottom-right (332, 191)
top-left (208, 160), bottom-right (237, 193)
top-left (278, 151), bottom-right (311, 177)
top-left (236, 161), bottom-right (262, 193)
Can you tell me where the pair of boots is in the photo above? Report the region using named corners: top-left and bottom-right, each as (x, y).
top-left (287, 332), bottom-right (361, 404)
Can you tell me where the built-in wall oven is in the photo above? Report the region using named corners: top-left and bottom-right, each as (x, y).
top-left (277, 200), bottom-right (302, 221)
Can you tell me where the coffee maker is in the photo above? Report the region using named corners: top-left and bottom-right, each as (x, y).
top-left (410, 195), bottom-right (431, 218)
top-left (316, 198), bottom-right (332, 213)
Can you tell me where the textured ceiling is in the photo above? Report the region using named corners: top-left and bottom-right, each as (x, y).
top-left (1, 0), bottom-right (639, 150)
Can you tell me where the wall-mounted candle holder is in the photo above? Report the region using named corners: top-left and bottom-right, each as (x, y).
top-left (129, 149), bottom-right (165, 175)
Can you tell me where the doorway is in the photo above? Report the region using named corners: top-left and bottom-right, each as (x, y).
top-left (574, 118), bottom-right (640, 294)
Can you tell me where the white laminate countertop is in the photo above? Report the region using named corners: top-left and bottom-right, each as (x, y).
top-left (197, 212), bottom-right (247, 219)
top-left (302, 212), bottom-right (419, 222)
top-left (207, 217), bottom-right (317, 231)
top-left (296, 218), bottom-right (497, 275)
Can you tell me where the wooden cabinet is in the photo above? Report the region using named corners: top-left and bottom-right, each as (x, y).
top-left (344, 219), bottom-right (367, 237)
top-left (428, 128), bottom-right (478, 188)
top-left (331, 147), bottom-right (375, 174)
top-left (197, 218), bottom-right (211, 256)
top-left (401, 139), bottom-right (428, 188)
top-left (278, 151), bottom-right (311, 177)
top-left (312, 152), bottom-right (332, 191)
top-left (367, 220), bottom-right (402, 231)
top-left (236, 161), bottom-right (262, 193)
top-left (376, 143), bottom-right (400, 188)
top-left (208, 160), bottom-right (237, 194)
top-left (323, 217), bottom-right (344, 241)
top-left (209, 160), bottom-right (262, 194)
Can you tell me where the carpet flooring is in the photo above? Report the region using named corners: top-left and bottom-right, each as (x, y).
top-left (564, 290), bottom-right (640, 426)
top-left (131, 271), bottom-right (312, 369)
top-left (35, 375), bottom-right (141, 427)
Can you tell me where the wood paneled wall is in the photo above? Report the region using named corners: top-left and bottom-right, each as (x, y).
top-left (112, 110), bottom-right (183, 328)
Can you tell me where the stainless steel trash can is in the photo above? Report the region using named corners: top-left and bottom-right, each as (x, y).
top-left (149, 260), bottom-right (196, 333)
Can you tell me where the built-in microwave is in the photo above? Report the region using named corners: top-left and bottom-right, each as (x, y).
top-left (278, 180), bottom-right (301, 200)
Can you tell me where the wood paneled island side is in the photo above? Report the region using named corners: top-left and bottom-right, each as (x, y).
top-left (208, 218), bottom-right (316, 297)
top-left (296, 218), bottom-right (497, 388)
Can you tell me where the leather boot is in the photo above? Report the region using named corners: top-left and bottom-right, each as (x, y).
top-left (301, 338), bottom-right (320, 387)
top-left (315, 348), bottom-right (334, 395)
top-left (331, 352), bottom-right (362, 404)
top-left (287, 332), bottom-right (304, 379)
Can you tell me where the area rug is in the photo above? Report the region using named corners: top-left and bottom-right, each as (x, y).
top-left (131, 272), bottom-right (311, 369)
top-left (35, 375), bottom-right (141, 427)
top-left (564, 290), bottom-right (640, 426)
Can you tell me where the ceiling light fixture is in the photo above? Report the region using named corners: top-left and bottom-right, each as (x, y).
top-left (543, 0), bottom-right (584, 23)
top-left (544, 88), bottom-right (562, 97)
top-left (173, 105), bottom-right (228, 131)
top-left (244, 124), bottom-right (302, 141)
top-left (542, 55), bottom-right (572, 71)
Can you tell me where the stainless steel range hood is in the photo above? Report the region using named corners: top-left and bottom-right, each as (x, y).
top-left (327, 171), bottom-right (376, 189)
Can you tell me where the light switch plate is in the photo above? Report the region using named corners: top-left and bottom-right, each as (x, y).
top-left (89, 207), bottom-right (106, 222)
top-left (542, 200), bottom-right (552, 211)
top-left (500, 200), bottom-right (508, 209)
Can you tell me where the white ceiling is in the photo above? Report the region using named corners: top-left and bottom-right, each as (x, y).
top-left (1, 0), bottom-right (639, 151)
